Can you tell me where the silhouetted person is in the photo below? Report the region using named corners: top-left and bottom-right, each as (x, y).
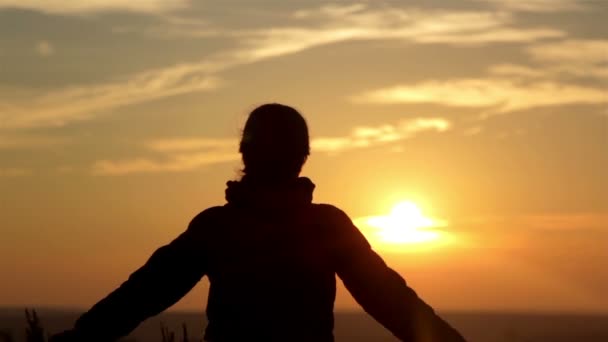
top-left (50, 103), bottom-right (466, 342)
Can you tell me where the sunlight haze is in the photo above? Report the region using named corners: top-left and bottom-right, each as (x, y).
top-left (355, 201), bottom-right (448, 249)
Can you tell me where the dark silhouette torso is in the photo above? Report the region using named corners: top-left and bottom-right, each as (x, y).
top-left (202, 203), bottom-right (337, 341)
top-left (55, 178), bottom-right (466, 342)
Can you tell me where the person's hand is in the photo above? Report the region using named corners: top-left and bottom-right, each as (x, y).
top-left (48, 330), bottom-right (80, 342)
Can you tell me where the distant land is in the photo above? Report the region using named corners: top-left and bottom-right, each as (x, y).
top-left (1, 308), bottom-right (608, 342)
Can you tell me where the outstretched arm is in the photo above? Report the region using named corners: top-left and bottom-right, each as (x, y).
top-left (328, 206), bottom-right (466, 342)
top-left (51, 216), bottom-right (209, 341)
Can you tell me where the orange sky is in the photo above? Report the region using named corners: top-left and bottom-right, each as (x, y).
top-left (1, 1), bottom-right (607, 313)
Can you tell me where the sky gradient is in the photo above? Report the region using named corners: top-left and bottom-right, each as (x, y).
top-left (1, 0), bottom-right (607, 313)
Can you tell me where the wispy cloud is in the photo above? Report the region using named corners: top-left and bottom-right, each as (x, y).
top-left (489, 39), bottom-right (608, 81)
top-left (0, 4), bottom-right (568, 132)
top-left (519, 213), bottom-right (608, 232)
top-left (293, 4), bottom-right (367, 19)
top-left (112, 4), bottom-right (562, 54)
top-left (463, 125), bottom-right (484, 136)
top-left (413, 28), bottom-right (562, 45)
top-left (0, 135), bottom-right (67, 149)
top-left (93, 151), bottom-right (239, 175)
top-left (0, 0), bottom-right (189, 14)
top-left (239, 5), bottom-right (563, 60)
top-left (311, 117), bottom-right (451, 153)
top-left (0, 69), bottom-right (220, 129)
top-left (529, 40), bottom-right (608, 64)
top-left (472, 39), bottom-right (608, 118)
top-left (144, 137), bottom-right (237, 153)
top-left (476, 0), bottom-right (587, 12)
top-left (111, 15), bottom-right (220, 39)
top-left (0, 167), bottom-right (31, 177)
top-left (353, 79), bottom-right (607, 114)
top-left (488, 64), bottom-right (544, 78)
top-left (459, 213), bottom-right (608, 232)
top-left (95, 117), bottom-right (451, 175)
top-left (527, 39), bottom-right (608, 79)
top-left (35, 41), bottom-right (54, 57)
top-left (93, 137), bottom-right (239, 175)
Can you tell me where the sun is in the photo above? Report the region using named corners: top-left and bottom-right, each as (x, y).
top-left (367, 201), bottom-right (441, 244)
top-left (355, 201), bottom-right (449, 251)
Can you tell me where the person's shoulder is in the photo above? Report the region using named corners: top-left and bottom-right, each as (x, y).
top-left (313, 203), bottom-right (352, 223)
top-left (188, 206), bottom-right (226, 229)
top-left (312, 204), bottom-right (362, 243)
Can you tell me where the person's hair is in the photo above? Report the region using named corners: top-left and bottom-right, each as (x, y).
top-left (239, 103), bottom-right (310, 183)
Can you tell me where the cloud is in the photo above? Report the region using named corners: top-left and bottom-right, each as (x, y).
top-left (93, 151), bottom-right (239, 175)
top-left (238, 5), bottom-right (563, 60)
top-left (0, 0), bottom-right (189, 14)
top-left (144, 137), bottom-right (237, 152)
top-left (458, 213), bottom-right (608, 233)
top-left (414, 28), bottom-right (562, 45)
top-left (293, 4), bottom-right (367, 19)
top-left (55, 166), bottom-right (75, 174)
top-left (0, 135), bottom-right (67, 149)
top-left (0, 68), bottom-right (221, 129)
top-left (353, 79), bottom-right (607, 113)
top-left (476, 0), bottom-right (587, 12)
top-left (35, 41), bottom-right (54, 56)
top-left (311, 117), bottom-right (451, 153)
top-left (0, 4), bottom-right (568, 131)
top-left (95, 117), bottom-right (451, 175)
top-left (112, 4), bottom-right (561, 55)
top-left (463, 125), bottom-right (484, 136)
top-left (484, 39), bottom-right (608, 103)
top-left (529, 40), bottom-right (608, 64)
top-left (519, 214), bottom-right (608, 232)
top-left (484, 39), bottom-right (608, 95)
top-left (488, 64), bottom-right (544, 78)
top-left (111, 15), bottom-right (220, 39)
top-left (93, 137), bottom-right (239, 175)
top-left (527, 39), bottom-right (608, 79)
top-left (0, 167), bottom-right (31, 177)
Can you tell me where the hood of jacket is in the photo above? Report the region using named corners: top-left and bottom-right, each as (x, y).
top-left (225, 176), bottom-right (315, 209)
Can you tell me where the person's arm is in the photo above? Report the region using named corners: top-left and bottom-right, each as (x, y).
top-left (326, 205), bottom-right (466, 342)
top-left (51, 210), bottom-right (214, 342)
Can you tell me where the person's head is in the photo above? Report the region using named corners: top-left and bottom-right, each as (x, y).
top-left (239, 103), bottom-right (310, 183)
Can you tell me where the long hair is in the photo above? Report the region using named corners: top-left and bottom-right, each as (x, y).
top-left (239, 103), bottom-right (310, 183)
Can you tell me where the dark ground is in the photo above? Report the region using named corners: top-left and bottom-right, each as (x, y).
top-left (1, 308), bottom-right (608, 342)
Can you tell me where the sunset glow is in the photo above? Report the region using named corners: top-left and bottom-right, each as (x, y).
top-left (356, 201), bottom-right (450, 252)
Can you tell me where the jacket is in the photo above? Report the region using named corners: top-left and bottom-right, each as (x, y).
top-left (56, 177), bottom-right (466, 341)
